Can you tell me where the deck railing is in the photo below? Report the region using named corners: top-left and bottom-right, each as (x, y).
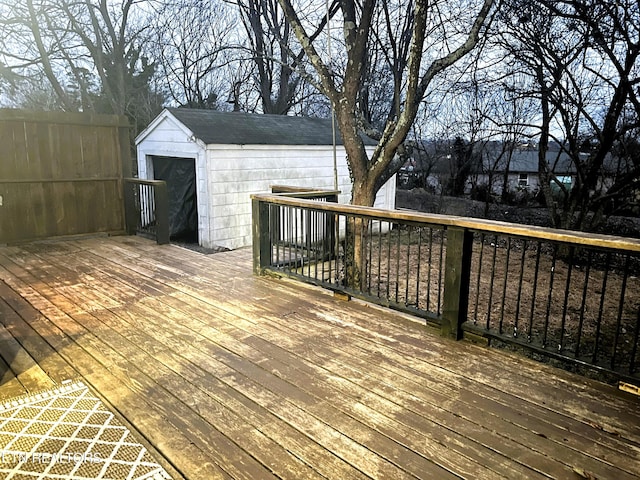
top-left (252, 192), bottom-right (640, 383)
top-left (124, 178), bottom-right (170, 245)
top-left (255, 186), bottom-right (340, 271)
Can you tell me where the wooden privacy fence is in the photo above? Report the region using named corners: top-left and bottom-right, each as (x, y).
top-left (0, 109), bottom-right (131, 244)
top-left (252, 192), bottom-right (640, 383)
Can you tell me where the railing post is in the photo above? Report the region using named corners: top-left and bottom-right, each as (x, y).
top-left (252, 198), bottom-right (271, 275)
top-left (123, 179), bottom-right (138, 235)
top-left (442, 227), bottom-right (474, 340)
top-left (153, 181), bottom-right (170, 245)
top-left (327, 194), bottom-right (338, 257)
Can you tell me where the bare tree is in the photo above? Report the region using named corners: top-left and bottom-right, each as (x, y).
top-left (236, 0), bottom-right (335, 114)
top-left (358, 1), bottom-right (415, 133)
top-left (497, 0), bottom-right (640, 231)
top-left (238, 0), bottom-right (297, 114)
top-left (276, 0), bottom-right (494, 287)
top-left (0, 0), bottom-right (163, 132)
top-left (473, 73), bottom-right (539, 208)
top-left (278, 0), bottom-right (495, 207)
top-left (152, 0), bottom-right (235, 109)
top-left (0, 0), bottom-right (77, 110)
top-left (493, 81), bottom-right (538, 204)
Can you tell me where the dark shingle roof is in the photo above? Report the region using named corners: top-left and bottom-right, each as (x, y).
top-left (167, 108), bottom-right (377, 146)
top-left (478, 148), bottom-right (579, 174)
top-left (506, 150), bottom-right (578, 173)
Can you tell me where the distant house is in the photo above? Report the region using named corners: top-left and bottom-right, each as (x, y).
top-left (398, 141), bottom-right (580, 196)
top-left (475, 146), bottom-right (580, 195)
top-left (135, 108), bottom-right (396, 250)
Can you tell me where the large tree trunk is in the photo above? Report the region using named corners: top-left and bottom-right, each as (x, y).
top-left (346, 175), bottom-right (376, 290)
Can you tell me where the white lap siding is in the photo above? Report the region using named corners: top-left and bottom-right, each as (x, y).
top-left (205, 144), bottom-right (395, 250)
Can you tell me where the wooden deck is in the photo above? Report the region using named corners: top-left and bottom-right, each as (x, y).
top-left (0, 235), bottom-right (638, 480)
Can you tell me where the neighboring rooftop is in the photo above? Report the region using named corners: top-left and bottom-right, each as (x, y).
top-left (488, 148), bottom-right (580, 173)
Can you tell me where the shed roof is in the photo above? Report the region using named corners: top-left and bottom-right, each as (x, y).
top-left (165, 108), bottom-right (377, 146)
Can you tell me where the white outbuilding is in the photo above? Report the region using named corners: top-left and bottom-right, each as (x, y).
top-left (135, 108), bottom-right (396, 250)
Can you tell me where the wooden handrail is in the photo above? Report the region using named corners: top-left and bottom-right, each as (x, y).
top-left (270, 185), bottom-right (341, 199)
top-left (271, 185), bottom-right (340, 193)
top-left (124, 178), bottom-right (167, 187)
top-left (251, 193), bottom-right (640, 253)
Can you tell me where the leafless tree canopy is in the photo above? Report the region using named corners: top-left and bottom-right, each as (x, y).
top-left (0, 0), bottom-right (638, 231)
top-left (493, 0), bottom-right (640, 230)
top-left (0, 0), bottom-right (163, 133)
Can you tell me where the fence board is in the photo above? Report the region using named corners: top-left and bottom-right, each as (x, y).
top-left (0, 109), bottom-right (130, 244)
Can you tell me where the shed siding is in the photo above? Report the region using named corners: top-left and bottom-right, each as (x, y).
top-left (206, 145), bottom-right (395, 250)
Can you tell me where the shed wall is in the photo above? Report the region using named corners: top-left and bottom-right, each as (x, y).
top-left (206, 145), bottom-right (395, 250)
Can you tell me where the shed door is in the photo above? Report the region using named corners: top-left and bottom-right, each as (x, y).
top-left (151, 156), bottom-right (198, 241)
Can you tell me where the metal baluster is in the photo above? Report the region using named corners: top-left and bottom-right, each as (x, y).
top-left (376, 222), bottom-right (383, 298)
top-left (542, 244), bottom-right (558, 349)
top-left (395, 224), bottom-right (401, 303)
top-left (528, 242), bottom-right (542, 343)
top-left (559, 246), bottom-right (575, 353)
top-left (360, 217), bottom-right (367, 291)
top-left (486, 234), bottom-right (499, 330)
top-left (321, 209), bottom-right (325, 274)
top-left (386, 222), bottom-right (392, 299)
top-left (405, 226), bottom-right (412, 306)
top-left (306, 209), bottom-right (311, 278)
top-left (593, 252), bottom-right (612, 365)
top-left (631, 307), bottom-right (640, 375)
top-left (367, 220), bottom-right (373, 294)
top-left (415, 227), bottom-right (423, 310)
top-left (437, 229), bottom-right (445, 316)
top-left (612, 255), bottom-right (631, 369)
top-left (499, 237), bottom-right (512, 335)
top-left (473, 233), bottom-right (485, 326)
top-left (274, 204), bottom-right (279, 267)
top-left (575, 250), bottom-right (592, 358)
top-left (513, 239), bottom-right (527, 337)
top-left (426, 228), bottom-right (434, 313)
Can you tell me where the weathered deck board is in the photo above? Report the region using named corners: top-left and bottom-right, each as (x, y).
top-left (0, 235), bottom-right (638, 480)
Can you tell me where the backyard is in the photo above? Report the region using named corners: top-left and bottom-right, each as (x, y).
top-left (396, 189), bottom-right (640, 238)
